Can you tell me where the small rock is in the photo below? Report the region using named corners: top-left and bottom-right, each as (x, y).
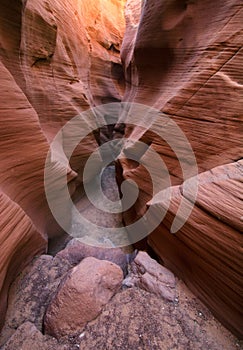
top-left (1, 322), bottom-right (67, 350)
top-left (44, 257), bottom-right (123, 338)
top-left (123, 251), bottom-right (176, 301)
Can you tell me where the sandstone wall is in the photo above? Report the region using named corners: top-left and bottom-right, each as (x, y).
top-left (119, 0), bottom-right (243, 337)
top-left (0, 0), bottom-right (126, 328)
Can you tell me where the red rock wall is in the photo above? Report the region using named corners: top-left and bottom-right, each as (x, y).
top-left (119, 0), bottom-right (243, 337)
top-left (0, 0), bottom-right (126, 328)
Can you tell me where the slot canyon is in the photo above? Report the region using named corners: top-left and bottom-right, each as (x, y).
top-left (0, 0), bottom-right (242, 349)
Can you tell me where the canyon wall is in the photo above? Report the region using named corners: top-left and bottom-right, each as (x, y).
top-left (0, 0), bottom-right (126, 328)
top-left (0, 0), bottom-right (242, 339)
top-left (118, 0), bottom-right (242, 337)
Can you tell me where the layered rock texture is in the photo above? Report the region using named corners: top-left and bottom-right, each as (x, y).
top-left (118, 0), bottom-right (243, 337)
top-left (0, 0), bottom-right (242, 342)
top-left (0, 0), bottom-right (126, 329)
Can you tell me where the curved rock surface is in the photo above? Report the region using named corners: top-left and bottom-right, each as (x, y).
top-left (0, 0), bottom-right (126, 329)
top-left (118, 0), bottom-right (243, 337)
top-left (44, 257), bottom-right (123, 338)
top-left (0, 0), bottom-right (242, 341)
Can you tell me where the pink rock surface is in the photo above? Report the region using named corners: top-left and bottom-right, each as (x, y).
top-left (118, 0), bottom-right (243, 337)
top-left (123, 251), bottom-right (176, 301)
top-left (0, 0), bottom-right (242, 340)
top-left (0, 192), bottom-right (46, 330)
top-left (147, 161), bottom-right (243, 337)
top-left (0, 0), bottom-right (126, 329)
top-left (44, 257), bottom-right (123, 338)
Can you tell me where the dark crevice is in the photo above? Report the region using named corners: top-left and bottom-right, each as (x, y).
top-left (31, 54), bottom-right (54, 67)
top-left (108, 43), bottom-right (120, 54)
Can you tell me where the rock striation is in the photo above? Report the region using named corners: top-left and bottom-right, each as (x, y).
top-left (0, 0), bottom-right (242, 341)
top-left (118, 0), bottom-right (243, 337)
top-left (0, 0), bottom-right (126, 329)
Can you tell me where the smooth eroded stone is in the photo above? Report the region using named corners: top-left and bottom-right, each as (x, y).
top-left (118, 0), bottom-right (243, 338)
top-left (44, 257), bottom-right (123, 338)
top-left (0, 0), bottom-right (126, 329)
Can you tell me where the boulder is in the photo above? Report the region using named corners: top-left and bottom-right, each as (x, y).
top-left (44, 257), bottom-right (123, 338)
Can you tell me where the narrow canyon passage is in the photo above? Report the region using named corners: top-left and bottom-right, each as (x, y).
top-left (71, 164), bottom-right (131, 248)
top-left (0, 0), bottom-right (242, 348)
top-left (48, 163), bottom-right (132, 255)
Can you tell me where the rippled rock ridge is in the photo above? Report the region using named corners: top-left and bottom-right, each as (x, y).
top-left (0, 0), bottom-right (242, 346)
